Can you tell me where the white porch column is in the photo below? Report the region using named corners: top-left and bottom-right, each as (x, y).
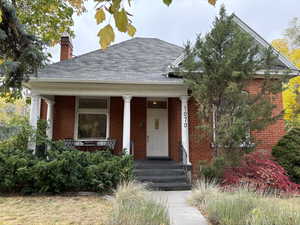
top-left (45, 99), bottom-right (55, 140)
top-left (180, 96), bottom-right (191, 165)
top-left (28, 93), bottom-right (41, 152)
top-left (122, 95), bottom-right (132, 154)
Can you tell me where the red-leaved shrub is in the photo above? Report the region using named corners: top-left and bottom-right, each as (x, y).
top-left (222, 151), bottom-right (300, 193)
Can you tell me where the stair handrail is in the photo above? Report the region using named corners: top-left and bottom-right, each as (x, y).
top-left (179, 142), bottom-right (188, 165)
top-left (179, 142), bottom-right (191, 184)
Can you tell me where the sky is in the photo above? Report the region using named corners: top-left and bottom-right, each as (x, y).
top-left (49, 0), bottom-right (300, 62)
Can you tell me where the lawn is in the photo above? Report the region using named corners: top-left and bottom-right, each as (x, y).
top-left (0, 195), bottom-right (112, 225)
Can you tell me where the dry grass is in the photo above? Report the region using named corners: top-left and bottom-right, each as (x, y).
top-left (190, 180), bottom-right (300, 225)
top-left (0, 195), bottom-right (112, 225)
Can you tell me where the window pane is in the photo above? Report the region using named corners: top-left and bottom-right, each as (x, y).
top-left (79, 98), bottom-right (107, 109)
top-left (78, 114), bottom-right (107, 139)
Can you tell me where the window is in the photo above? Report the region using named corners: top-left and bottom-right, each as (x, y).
top-left (76, 97), bottom-right (108, 140)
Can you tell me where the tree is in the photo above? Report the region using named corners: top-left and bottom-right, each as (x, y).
top-left (272, 128), bottom-right (300, 184)
top-left (0, 0), bottom-right (217, 97)
top-left (94, 0), bottom-right (217, 48)
top-left (0, 0), bottom-right (47, 99)
top-left (12, 0), bottom-right (85, 45)
top-left (285, 18), bottom-right (300, 48)
top-left (0, 95), bottom-right (27, 124)
top-left (181, 6), bottom-right (286, 157)
top-left (272, 39), bottom-right (300, 127)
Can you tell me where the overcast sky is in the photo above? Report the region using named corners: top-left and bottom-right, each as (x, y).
top-left (49, 0), bottom-right (300, 62)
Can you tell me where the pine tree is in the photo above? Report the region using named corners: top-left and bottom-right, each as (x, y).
top-left (0, 0), bottom-right (46, 99)
top-left (182, 6), bottom-right (288, 157)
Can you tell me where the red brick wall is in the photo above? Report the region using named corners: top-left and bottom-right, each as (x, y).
top-left (247, 79), bottom-right (285, 153)
top-left (168, 98), bottom-right (182, 162)
top-left (131, 97), bottom-right (147, 159)
top-left (188, 98), bottom-right (213, 174)
top-left (40, 99), bottom-right (48, 120)
top-left (53, 96), bottom-right (76, 140)
top-left (109, 97), bottom-right (124, 155)
top-left (187, 78), bottom-right (286, 174)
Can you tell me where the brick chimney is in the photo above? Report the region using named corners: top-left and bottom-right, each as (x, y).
top-left (60, 34), bottom-right (73, 61)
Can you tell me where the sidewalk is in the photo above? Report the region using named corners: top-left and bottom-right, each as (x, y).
top-left (152, 191), bottom-right (208, 225)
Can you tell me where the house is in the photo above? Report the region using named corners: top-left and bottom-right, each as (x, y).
top-left (24, 15), bottom-right (297, 188)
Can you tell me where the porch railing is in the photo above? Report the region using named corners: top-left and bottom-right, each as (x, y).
top-left (64, 139), bottom-right (117, 150)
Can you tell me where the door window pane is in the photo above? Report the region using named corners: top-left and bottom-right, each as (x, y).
top-left (78, 114), bottom-right (107, 139)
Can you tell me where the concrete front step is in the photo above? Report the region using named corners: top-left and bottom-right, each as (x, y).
top-left (136, 175), bottom-right (187, 183)
top-left (134, 164), bottom-right (184, 169)
top-left (133, 160), bottom-right (191, 191)
top-left (134, 168), bottom-right (185, 176)
top-left (148, 182), bottom-right (192, 191)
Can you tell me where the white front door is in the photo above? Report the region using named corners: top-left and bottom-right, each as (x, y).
top-left (147, 108), bottom-right (169, 157)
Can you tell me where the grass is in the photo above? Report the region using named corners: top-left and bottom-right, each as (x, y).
top-left (0, 195), bottom-right (112, 225)
top-left (190, 180), bottom-right (300, 225)
top-left (107, 181), bottom-right (170, 225)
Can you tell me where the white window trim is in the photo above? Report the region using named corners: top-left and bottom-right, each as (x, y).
top-left (74, 96), bottom-right (110, 141)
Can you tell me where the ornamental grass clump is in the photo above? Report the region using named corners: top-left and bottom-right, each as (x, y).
top-left (188, 179), bottom-right (220, 210)
top-left (190, 181), bottom-right (300, 225)
top-left (246, 198), bottom-right (300, 225)
top-left (107, 181), bottom-right (170, 225)
top-left (206, 188), bottom-right (260, 225)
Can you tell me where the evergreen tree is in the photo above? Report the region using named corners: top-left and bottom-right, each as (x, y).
top-left (0, 0), bottom-right (46, 99)
top-left (182, 6), bottom-right (288, 157)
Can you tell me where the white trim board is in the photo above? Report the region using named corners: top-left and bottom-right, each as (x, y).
top-left (27, 82), bottom-right (188, 98)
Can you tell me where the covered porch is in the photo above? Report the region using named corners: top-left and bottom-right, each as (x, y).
top-left (28, 82), bottom-right (192, 165)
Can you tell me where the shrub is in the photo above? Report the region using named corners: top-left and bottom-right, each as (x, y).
top-left (199, 157), bottom-right (227, 181)
top-left (0, 141), bottom-right (133, 194)
top-left (0, 120), bottom-right (133, 194)
top-left (222, 151), bottom-right (300, 193)
top-left (272, 128), bottom-right (300, 184)
top-left (107, 181), bottom-right (170, 225)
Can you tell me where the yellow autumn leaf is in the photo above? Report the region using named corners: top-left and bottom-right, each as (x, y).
top-left (272, 38), bottom-right (300, 123)
top-left (0, 9), bottom-right (2, 23)
top-left (114, 8), bottom-right (128, 33)
top-left (98, 24), bottom-right (115, 49)
top-left (127, 23), bottom-right (136, 37)
top-left (208, 0), bottom-right (217, 6)
top-left (95, 8), bottom-right (106, 25)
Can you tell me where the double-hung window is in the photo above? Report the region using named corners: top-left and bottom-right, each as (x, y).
top-left (76, 97), bottom-right (108, 140)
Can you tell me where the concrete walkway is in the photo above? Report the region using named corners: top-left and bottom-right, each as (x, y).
top-left (152, 191), bottom-right (208, 225)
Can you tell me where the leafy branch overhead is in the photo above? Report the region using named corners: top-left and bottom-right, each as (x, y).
top-left (96, 0), bottom-right (217, 48)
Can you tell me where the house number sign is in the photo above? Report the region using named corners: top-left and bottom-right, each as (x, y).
top-left (184, 105), bottom-right (188, 128)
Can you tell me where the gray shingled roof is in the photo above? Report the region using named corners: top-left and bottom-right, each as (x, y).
top-left (36, 37), bottom-right (184, 84)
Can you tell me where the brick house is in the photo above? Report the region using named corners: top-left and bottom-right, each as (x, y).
top-left (24, 15), bottom-right (297, 188)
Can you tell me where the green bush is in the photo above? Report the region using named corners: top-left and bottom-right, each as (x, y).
top-left (199, 157), bottom-right (227, 181)
top-left (0, 122), bottom-right (133, 194)
top-left (107, 181), bottom-right (170, 225)
top-left (0, 146), bottom-right (133, 194)
top-left (272, 128), bottom-right (300, 184)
